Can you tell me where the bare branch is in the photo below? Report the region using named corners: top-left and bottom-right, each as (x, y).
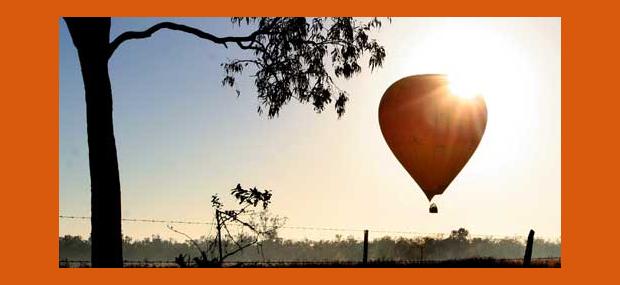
top-left (222, 223), bottom-right (244, 249)
top-left (167, 225), bottom-right (205, 255)
top-left (108, 21), bottom-right (269, 58)
top-left (221, 239), bottom-right (259, 260)
top-left (220, 211), bottom-right (259, 233)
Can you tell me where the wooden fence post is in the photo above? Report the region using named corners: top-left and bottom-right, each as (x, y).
top-left (363, 230), bottom-right (369, 265)
top-left (523, 229), bottom-right (535, 267)
top-left (216, 210), bottom-right (223, 265)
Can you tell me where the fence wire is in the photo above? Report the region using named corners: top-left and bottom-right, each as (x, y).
top-left (60, 215), bottom-right (558, 240)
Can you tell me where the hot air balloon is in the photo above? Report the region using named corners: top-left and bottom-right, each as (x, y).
top-left (378, 74), bottom-right (487, 213)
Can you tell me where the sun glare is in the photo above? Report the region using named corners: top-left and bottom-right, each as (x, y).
top-left (447, 74), bottom-right (483, 100)
top-left (403, 21), bottom-right (519, 103)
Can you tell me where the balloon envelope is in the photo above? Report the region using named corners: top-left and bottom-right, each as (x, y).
top-left (378, 74), bottom-right (487, 201)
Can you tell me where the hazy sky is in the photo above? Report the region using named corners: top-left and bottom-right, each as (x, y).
top-left (59, 18), bottom-right (561, 241)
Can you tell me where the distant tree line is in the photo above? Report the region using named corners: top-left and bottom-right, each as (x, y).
top-left (60, 228), bottom-right (560, 262)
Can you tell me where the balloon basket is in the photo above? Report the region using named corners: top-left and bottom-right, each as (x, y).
top-left (429, 203), bottom-right (438, 213)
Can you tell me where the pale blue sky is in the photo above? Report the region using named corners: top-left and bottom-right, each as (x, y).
top-left (60, 18), bottom-right (561, 241)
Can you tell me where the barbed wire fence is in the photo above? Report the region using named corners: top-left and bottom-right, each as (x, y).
top-left (60, 215), bottom-right (551, 240)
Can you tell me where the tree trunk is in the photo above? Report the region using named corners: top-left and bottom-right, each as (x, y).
top-left (65, 17), bottom-right (123, 268)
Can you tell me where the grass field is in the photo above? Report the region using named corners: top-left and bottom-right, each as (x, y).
top-left (60, 257), bottom-right (560, 268)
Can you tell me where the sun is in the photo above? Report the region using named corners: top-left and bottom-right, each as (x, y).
top-left (447, 74), bottom-right (484, 100)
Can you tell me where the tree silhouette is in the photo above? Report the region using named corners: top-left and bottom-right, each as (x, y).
top-left (64, 17), bottom-right (388, 267)
top-left (59, 228), bottom-right (562, 267)
top-left (450, 228), bottom-right (469, 241)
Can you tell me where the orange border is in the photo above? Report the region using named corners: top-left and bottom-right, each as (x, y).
top-left (2, 0), bottom-right (617, 283)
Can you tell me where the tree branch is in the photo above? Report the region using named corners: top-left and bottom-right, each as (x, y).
top-left (167, 225), bottom-right (206, 257)
top-left (222, 222), bottom-right (244, 250)
top-left (220, 211), bottom-right (259, 233)
top-left (222, 239), bottom-right (259, 260)
top-left (108, 21), bottom-right (269, 58)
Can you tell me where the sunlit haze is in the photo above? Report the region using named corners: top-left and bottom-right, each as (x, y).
top-left (60, 18), bottom-right (561, 242)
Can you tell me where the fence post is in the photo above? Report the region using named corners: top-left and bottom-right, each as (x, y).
top-left (363, 230), bottom-right (369, 265)
top-left (523, 229), bottom-right (535, 267)
top-left (216, 210), bottom-right (223, 265)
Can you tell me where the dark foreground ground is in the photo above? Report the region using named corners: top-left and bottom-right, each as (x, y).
top-left (61, 258), bottom-right (560, 268)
